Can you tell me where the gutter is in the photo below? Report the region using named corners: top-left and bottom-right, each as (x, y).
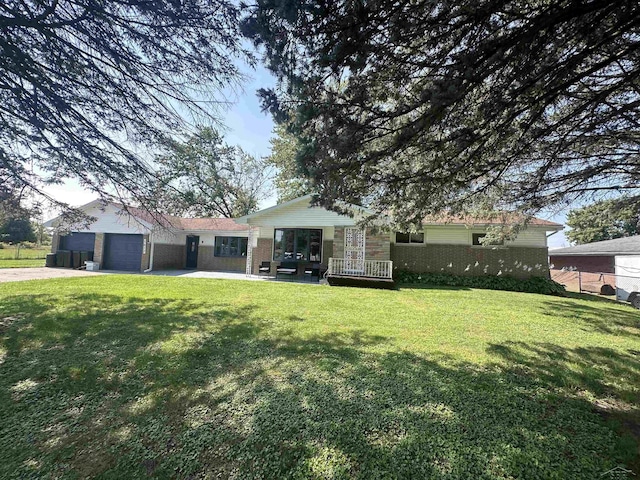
top-left (144, 234), bottom-right (155, 272)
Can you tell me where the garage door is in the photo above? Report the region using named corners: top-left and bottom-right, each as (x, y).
top-left (103, 234), bottom-right (143, 272)
top-left (59, 232), bottom-right (95, 251)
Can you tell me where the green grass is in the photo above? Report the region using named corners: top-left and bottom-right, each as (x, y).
top-left (1, 277), bottom-right (638, 479)
top-left (0, 244), bottom-right (49, 259)
top-left (0, 258), bottom-right (45, 268)
top-left (0, 244), bottom-right (49, 268)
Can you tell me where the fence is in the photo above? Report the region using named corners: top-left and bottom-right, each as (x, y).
top-left (550, 269), bottom-right (640, 302)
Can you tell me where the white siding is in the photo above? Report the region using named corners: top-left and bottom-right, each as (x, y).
top-left (424, 226), bottom-right (469, 245)
top-left (418, 225), bottom-right (549, 247)
top-left (506, 229), bottom-right (548, 247)
top-left (615, 255), bottom-right (640, 302)
top-left (247, 197), bottom-right (357, 228)
top-left (65, 203), bottom-right (153, 235)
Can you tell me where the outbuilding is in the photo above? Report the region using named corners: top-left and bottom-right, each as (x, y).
top-left (549, 236), bottom-right (640, 306)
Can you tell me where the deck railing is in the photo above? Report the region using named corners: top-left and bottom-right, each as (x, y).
top-left (327, 257), bottom-right (393, 279)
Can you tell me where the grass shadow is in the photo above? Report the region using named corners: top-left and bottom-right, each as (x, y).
top-left (0, 291), bottom-right (638, 478)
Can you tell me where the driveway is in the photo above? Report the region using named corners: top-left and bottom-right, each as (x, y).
top-left (0, 268), bottom-right (318, 284)
top-left (0, 267), bottom-right (103, 283)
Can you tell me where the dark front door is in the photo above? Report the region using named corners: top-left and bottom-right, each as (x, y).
top-left (186, 235), bottom-right (199, 269)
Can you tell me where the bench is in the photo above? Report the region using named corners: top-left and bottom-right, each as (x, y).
top-left (276, 261), bottom-right (298, 279)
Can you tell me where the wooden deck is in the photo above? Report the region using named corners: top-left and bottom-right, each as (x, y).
top-left (326, 274), bottom-right (396, 290)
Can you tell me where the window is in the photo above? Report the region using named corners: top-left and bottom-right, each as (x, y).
top-left (214, 236), bottom-right (248, 257)
top-left (395, 232), bottom-right (425, 244)
top-left (472, 233), bottom-right (503, 246)
top-left (273, 229), bottom-right (322, 262)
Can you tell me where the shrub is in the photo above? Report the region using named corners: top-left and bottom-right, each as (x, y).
top-left (395, 271), bottom-right (566, 296)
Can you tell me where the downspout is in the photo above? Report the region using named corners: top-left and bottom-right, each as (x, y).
top-left (144, 233), bottom-right (155, 272)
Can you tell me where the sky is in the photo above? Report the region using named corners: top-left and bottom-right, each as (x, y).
top-left (41, 63), bottom-right (573, 247)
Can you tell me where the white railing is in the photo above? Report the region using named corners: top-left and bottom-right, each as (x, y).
top-left (327, 257), bottom-right (393, 279)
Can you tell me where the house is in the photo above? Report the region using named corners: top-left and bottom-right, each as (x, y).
top-left (45, 196), bottom-right (562, 279)
top-left (44, 200), bottom-right (249, 272)
top-left (235, 195), bottom-right (562, 279)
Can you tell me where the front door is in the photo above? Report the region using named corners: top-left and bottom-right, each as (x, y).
top-left (186, 235), bottom-right (199, 269)
top-left (344, 228), bottom-right (365, 273)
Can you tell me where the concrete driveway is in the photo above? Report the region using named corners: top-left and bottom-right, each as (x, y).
top-left (0, 267), bottom-right (103, 283)
top-left (0, 268), bottom-right (318, 284)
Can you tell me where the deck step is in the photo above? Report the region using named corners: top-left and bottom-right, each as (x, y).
top-left (326, 275), bottom-right (396, 290)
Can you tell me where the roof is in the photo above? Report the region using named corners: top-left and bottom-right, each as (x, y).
top-left (176, 217), bottom-right (248, 231)
top-left (235, 194), bottom-right (376, 225)
top-left (44, 200), bottom-right (248, 232)
top-left (126, 207), bottom-right (248, 232)
top-left (422, 213), bottom-right (563, 229)
top-left (549, 236), bottom-right (640, 256)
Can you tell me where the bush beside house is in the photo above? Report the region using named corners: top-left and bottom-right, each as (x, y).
top-left (396, 271), bottom-right (566, 296)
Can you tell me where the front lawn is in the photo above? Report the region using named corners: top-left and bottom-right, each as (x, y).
top-left (1, 277), bottom-right (638, 479)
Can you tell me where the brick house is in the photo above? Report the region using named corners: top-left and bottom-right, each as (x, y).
top-left (236, 195), bottom-right (562, 280)
top-left (45, 195), bottom-right (562, 279)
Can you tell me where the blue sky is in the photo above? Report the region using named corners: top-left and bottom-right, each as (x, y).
top-left (43, 62), bottom-right (572, 246)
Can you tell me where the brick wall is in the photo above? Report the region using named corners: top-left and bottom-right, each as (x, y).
top-left (252, 238), bottom-right (274, 274)
top-left (365, 230), bottom-right (390, 261)
top-left (153, 243), bottom-right (185, 270)
top-left (391, 244), bottom-right (550, 278)
top-left (51, 234), bottom-right (60, 253)
top-left (333, 227), bottom-right (390, 261)
top-left (93, 233), bottom-right (105, 265)
top-left (549, 255), bottom-right (614, 273)
top-left (333, 227), bottom-right (344, 258)
top-left (197, 246), bottom-right (246, 272)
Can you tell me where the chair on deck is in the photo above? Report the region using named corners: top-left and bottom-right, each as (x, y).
top-left (276, 261), bottom-right (298, 280)
top-left (304, 263), bottom-right (321, 281)
top-left (258, 261), bottom-right (271, 275)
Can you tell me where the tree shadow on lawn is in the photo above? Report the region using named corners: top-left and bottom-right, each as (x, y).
top-left (0, 292), bottom-right (638, 479)
top-left (540, 295), bottom-right (640, 338)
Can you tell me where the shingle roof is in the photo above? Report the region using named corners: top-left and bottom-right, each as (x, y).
top-left (422, 213), bottom-right (563, 228)
top-left (549, 236), bottom-right (640, 256)
top-left (127, 207), bottom-right (248, 232)
top-left (177, 217), bottom-right (248, 231)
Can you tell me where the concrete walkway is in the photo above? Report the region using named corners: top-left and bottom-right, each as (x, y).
top-left (147, 270), bottom-right (270, 281)
top-left (0, 267), bottom-right (319, 284)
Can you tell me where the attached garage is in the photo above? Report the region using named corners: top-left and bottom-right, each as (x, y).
top-left (103, 234), bottom-right (144, 272)
top-left (59, 232), bottom-right (96, 252)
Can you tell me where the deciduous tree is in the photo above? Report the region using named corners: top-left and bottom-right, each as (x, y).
top-left (566, 199), bottom-right (640, 244)
top-left (1, 0), bottom-right (248, 216)
top-left (155, 127), bottom-right (272, 218)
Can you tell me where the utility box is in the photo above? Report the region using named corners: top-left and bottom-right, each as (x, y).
top-left (85, 261), bottom-right (100, 272)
